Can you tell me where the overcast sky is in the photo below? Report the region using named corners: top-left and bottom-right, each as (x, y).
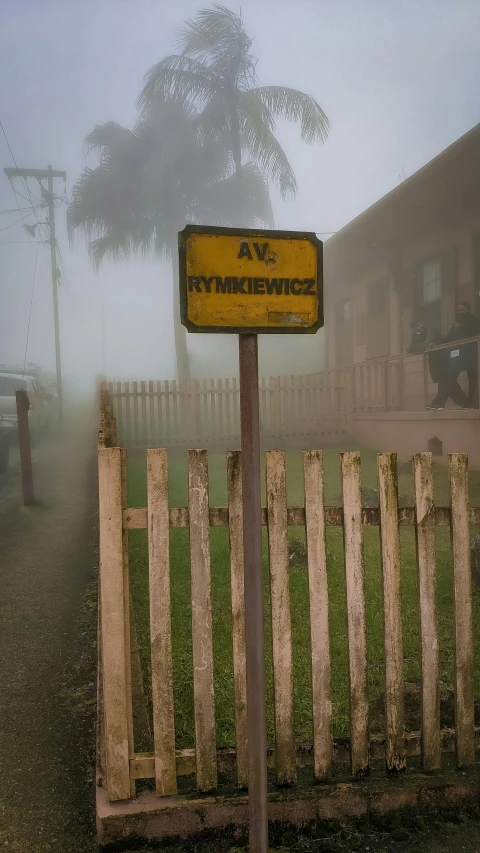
top-left (1, 0), bottom-right (479, 388)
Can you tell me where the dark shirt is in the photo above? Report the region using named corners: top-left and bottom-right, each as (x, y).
top-left (444, 314), bottom-right (480, 373)
top-left (407, 326), bottom-right (446, 381)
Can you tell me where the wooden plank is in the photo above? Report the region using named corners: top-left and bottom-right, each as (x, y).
top-left (129, 726), bottom-right (480, 781)
top-left (125, 381), bottom-right (132, 446)
top-left (120, 449), bottom-right (135, 797)
top-left (449, 453), bottom-right (475, 768)
top-left (98, 447), bottom-right (131, 800)
top-left (225, 378), bottom-right (232, 440)
top-left (140, 381), bottom-right (147, 445)
top-left (188, 450), bottom-right (217, 791)
top-left (149, 380), bottom-right (155, 446)
top-left (303, 451), bottom-right (333, 780)
top-left (115, 381), bottom-right (122, 445)
top-left (413, 453), bottom-right (440, 771)
top-left (147, 449), bottom-right (177, 796)
top-left (377, 453), bottom-right (406, 773)
top-left (132, 381), bottom-right (139, 446)
top-left (232, 376), bottom-right (239, 436)
top-left (266, 450), bottom-right (296, 785)
top-left (122, 504), bottom-right (460, 531)
top-left (227, 451), bottom-right (248, 789)
top-left (217, 378), bottom-right (224, 438)
top-left (164, 380), bottom-right (171, 441)
top-left (341, 451), bottom-right (369, 776)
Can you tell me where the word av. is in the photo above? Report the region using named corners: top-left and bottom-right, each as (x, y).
top-left (237, 241), bottom-right (273, 260)
top-left (188, 276), bottom-right (317, 296)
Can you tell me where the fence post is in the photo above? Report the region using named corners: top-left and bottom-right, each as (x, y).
top-left (188, 449), bottom-right (217, 792)
top-left (98, 446), bottom-right (131, 800)
top-left (147, 449), bottom-right (177, 796)
top-left (413, 453), bottom-right (440, 771)
top-left (341, 451), bottom-right (369, 776)
top-left (304, 450), bottom-right (333, 780)
top-left (449, 454), bottom-right (475, 768)
top-left (16, 389), bottom-right (34, 505)
top-left (266, 450), bottom-right (296, 786)
top-left (377, 453), bottom-right (405, 773)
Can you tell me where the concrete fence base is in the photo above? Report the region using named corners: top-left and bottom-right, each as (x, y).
top-left (97, 764), bottom-right (480, 847)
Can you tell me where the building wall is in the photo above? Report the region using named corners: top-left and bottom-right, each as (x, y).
top-left (325, 221), bottom-right (480, 373)
top-left (353, 412), bottom-right (480, 469)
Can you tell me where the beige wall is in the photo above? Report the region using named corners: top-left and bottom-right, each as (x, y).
top-left (325, 218), bottom-right (480, 371)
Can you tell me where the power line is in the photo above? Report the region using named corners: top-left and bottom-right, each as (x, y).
top-left (0, 206), bottom-right (31, 215)
top-left (0, 118), bottom-right (49, 241)
top-left (22, 241), bottom-right (41, 375)
top-left (0, 209), bottom-right (42, 234)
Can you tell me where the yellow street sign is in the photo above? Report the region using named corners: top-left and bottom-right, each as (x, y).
top-left (179, 225), bottom-right (323, 334)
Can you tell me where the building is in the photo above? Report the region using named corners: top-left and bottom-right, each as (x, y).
top-left (323, 123), bottom-right (480, 464)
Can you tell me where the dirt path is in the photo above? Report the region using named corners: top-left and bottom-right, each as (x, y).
top-left (0, 416), bottom-right (99, 852)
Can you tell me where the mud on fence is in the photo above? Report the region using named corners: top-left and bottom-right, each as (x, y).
top-left (98, 440), bottom-right (478, 803)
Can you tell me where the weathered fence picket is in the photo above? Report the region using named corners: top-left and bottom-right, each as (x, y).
top-left (147, 449), bottom-right (176, 796)
top-left (266, 450), bottom-right (296, 786)
top-left (98, 447), bottom-right (131, 801)
top-left (450, 453), bottom-right (475, 768)
top-left (227, 450), bottom-right (248, 789)
top-left (413, 452), bottom-right (440, 771)
top-left (188, 450), bottom-right (217, 792)
top-left (377, 453), bottom-right (405, 773)
top-left (303, 450), bottom-right (333, 780)
top-left (341, 451), bottom-right (369, 776)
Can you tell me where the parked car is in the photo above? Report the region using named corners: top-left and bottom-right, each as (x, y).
top-left (0, 367), bottom-right (55, 430)
top-left (0, 414), bottom-right (9, 472)
top-left (0, 373), bottom-right (50, 444)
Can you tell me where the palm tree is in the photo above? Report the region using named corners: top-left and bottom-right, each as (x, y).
top-left (138, 4), bottom-right (329, 205)
top-left (68, 99), bottom-right (273, 379)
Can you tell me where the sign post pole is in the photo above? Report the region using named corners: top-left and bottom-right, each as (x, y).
top-left (239, 333), bottom-right (268, 853)
top-left (178, 224), bottom-right (323, 853)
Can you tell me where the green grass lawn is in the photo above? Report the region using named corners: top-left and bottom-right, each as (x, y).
top-left (127, 444), bottom-right (480, 750)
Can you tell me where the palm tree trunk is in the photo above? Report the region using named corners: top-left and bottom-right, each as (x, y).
top-left (229, 95), bottom-right (242, 177)
top-left (171, 252), bottom-right (190, 382)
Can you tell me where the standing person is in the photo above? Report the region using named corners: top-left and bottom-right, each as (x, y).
top-left (406, 315), bottom-right (447, 402)
top-left (430, 301), bottom-right (480, 410)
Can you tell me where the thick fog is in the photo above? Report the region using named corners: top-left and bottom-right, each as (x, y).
top-left (1, 0), bottom-right (479, 393)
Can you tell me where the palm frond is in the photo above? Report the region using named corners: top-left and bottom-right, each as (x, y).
top-left (84, 122), bottom-right (134, 159)
top-left (138, 55), bottom-right (219, 112)
top-left (241, 113), bottom-right (297, 200)
top-left (176, 4), bottom-right (257, 89)
top-left (176, 5), bottom-right (245, 59)
top-left (195, 161), bottom-right (273, 229)
top-left (248, 86), bottom-right (330, 144)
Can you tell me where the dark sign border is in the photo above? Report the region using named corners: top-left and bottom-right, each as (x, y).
top-left (178, 224), bottom-right (323, 334)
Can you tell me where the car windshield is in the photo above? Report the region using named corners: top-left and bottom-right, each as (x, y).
top-left (0, 377), bottom-right (27, 396)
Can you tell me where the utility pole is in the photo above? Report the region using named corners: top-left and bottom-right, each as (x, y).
top-left (4, 165), bottom-right (66, 429)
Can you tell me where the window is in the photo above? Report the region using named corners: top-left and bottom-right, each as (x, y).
top-left (422, 258), bottom-right (441, 304)
top-left (0, 376), bottom-right (26, 396)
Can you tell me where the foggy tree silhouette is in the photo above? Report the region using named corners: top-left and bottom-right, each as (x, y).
top-left (138, 4), bottom-right (330, 200)
top-left (68, 100), bottom-right (273, 380)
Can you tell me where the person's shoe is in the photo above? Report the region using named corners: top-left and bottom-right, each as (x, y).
top-left (427, 405), bottom-right (444, 411)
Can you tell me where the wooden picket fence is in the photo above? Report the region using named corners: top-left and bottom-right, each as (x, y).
top-left (107, 369), bottom-right (351, 447)
top-left (98, 444), bottom-right (478, 803)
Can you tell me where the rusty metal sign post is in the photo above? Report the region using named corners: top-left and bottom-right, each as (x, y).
top-left (16, 389), bottom-right (34, 505)
top-left (179, 225), bottom-right (323, 853)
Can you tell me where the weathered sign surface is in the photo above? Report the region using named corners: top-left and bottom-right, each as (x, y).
top-left (179, 225), bottom-right (323, 334)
